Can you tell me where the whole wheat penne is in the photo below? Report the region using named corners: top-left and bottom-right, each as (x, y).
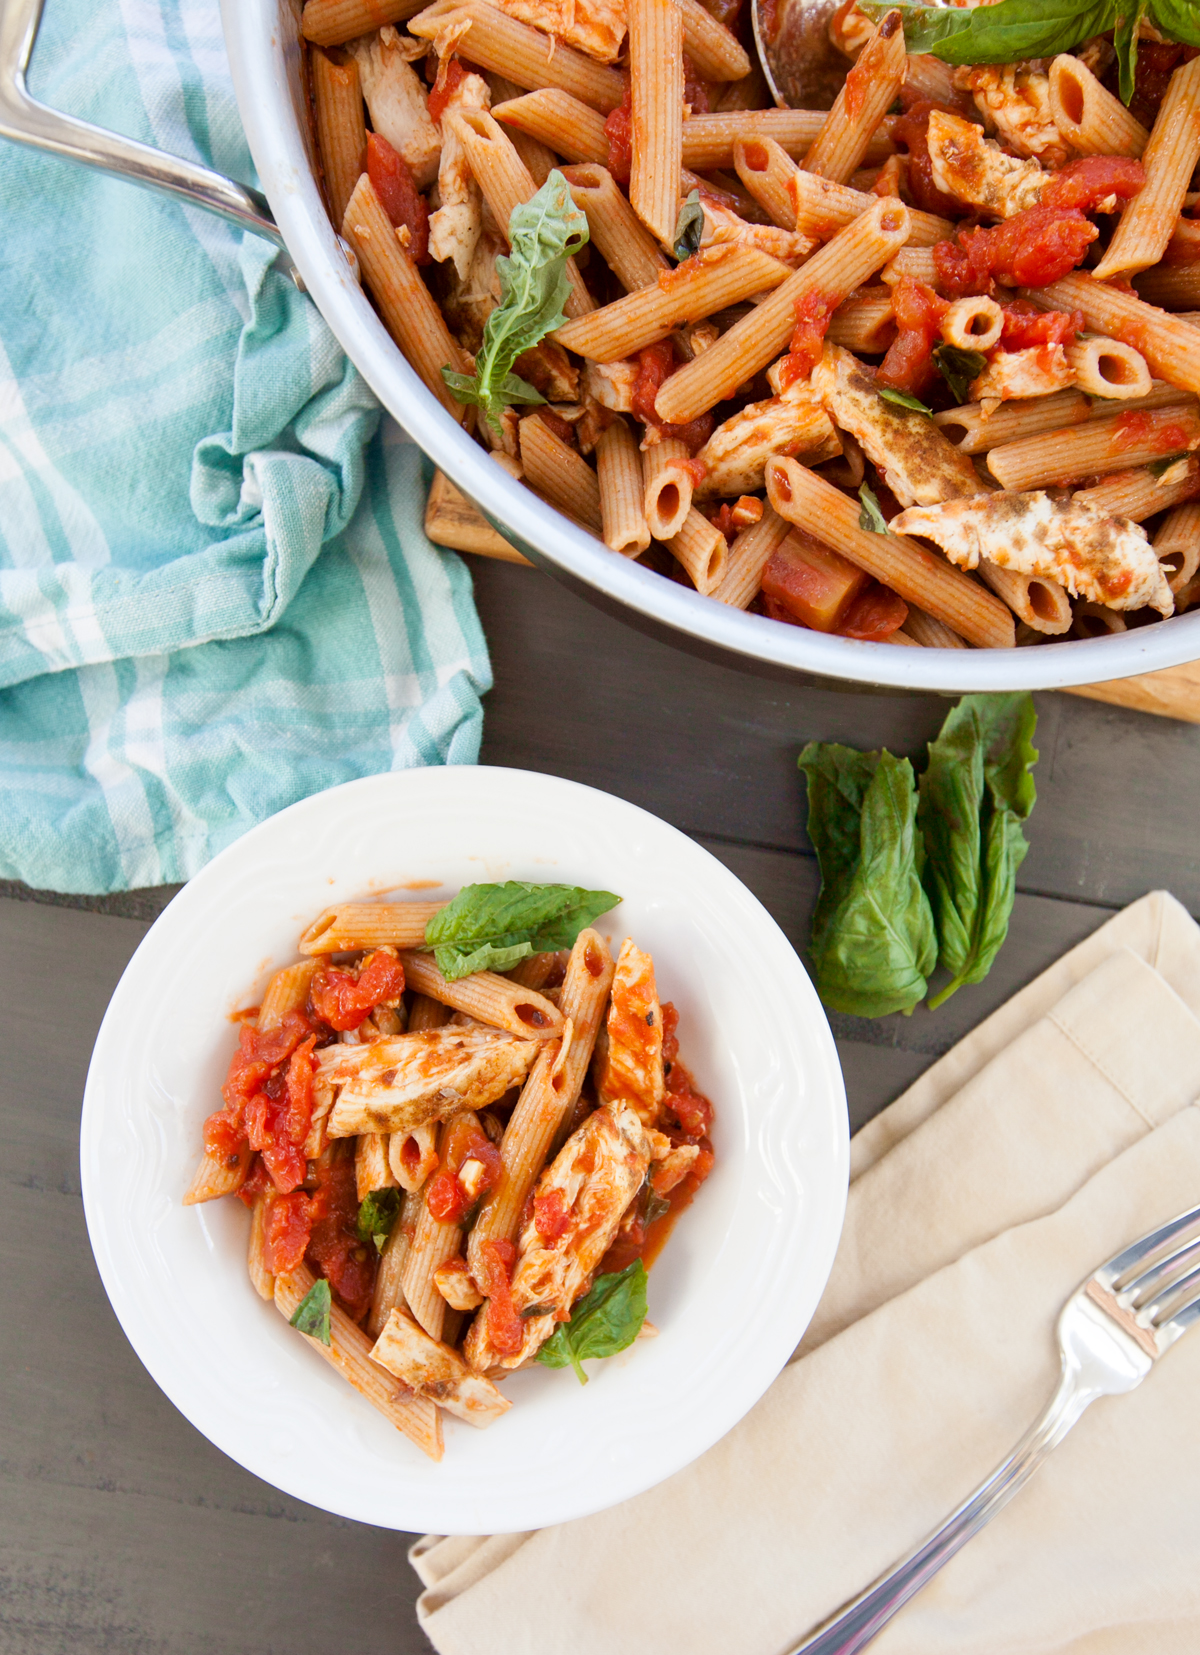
top-left (408, 0), bottom-right (626, 113)
top-left (668, 507), bottom-right (728, 593)
top-left (1073, 459), bottom-right (1200, 520)
top-left (1134, 264), bottom-right (1200, 311)
top-left (985, 405), bottom-right (1200, 492)
top-left (710, 503), bottom-right (791, 607)
top-left (901, 606), bottom-right (967, 649)
top-left (655, 197), bottom-right (911, 425)
top-left (978, 564), bottom-right (1072, 635)
top-left (507, 127), bottom-right (557, 188)
top-left (1070, 600), bottom-right (1127, 638)
top-left (904, 53), bottom-right (959, 107)
top-left (880, 245), bottom-right (937, 288)
top-left (1094, 57), bottom-right (1200, 280)
top-left (356, 1131), bottom-right (399, 1200)
top-left (494, 90), bottom-right (608, 164)
top-left (1048, 54), bottom-right (1149, 159)
top-left (448, 110), bottom-right (593, 319)
top-left (598, 420), bottom-right (652, 554)
top-left (401, 1120), bottom-right (472, 1340)
top-left (310, 48), bottom-right (368, 226)
top-left (258, 958), bottom-right (321, 1025)
top-left (683, 109), bottom-right (895, 171)
top-left (734, 137), bottom-right (952, 246)
top-left (519, 414), bottom-right (603, 529)
top-left (716, 65), bottom-right (772, 111)
top-left (408, 993), bottom-right (452, 1032)
top-left (562, 164), bottom-right (670, 292)
top-left (390, 1118), bottom-right (440, 1190)
top-left (940, 296), bottom-right (1003, 353)
top-left (1154, 503), bottom-right (1200, 593)
top-left (676, 0), bottom-right (751, 82)
top-left (400, 950), bottom-right (564, 1037)
top-left (505, 951), bottom-right (570, 990)
top-left (275, 1263), bottom-right (443, 1458)
top-left (1066, 334), bottom-right (1152, 400)
top-left (933, 382), bottom-right (1193, 454)
top-left (1027, 276), bottom-right (1200, 397)
top-left (369, 1188), bottom-right (422, 1335)
top-left (554, 244), bottom-right (787, 363)
top-left (299, 901), bottom-right (445, 954)
top-left (826, 286), bottom-right (896, 353)
top-left (301, 0), bottom-right (428, 46)
top-left (342, 176), bottom-right (467, 418)
top-left (765, 458), bottom-right (1015, 648)
top-left (642, 438), bottom-right (694, 538)
top-left (467, 929), bottom-right (614, 1271)
top-left (802, 10), bottom-right (907, 185)
top-left (628, 0), bottom-right (684, 245)
top-left (247, 1192), bottom-right (275, 1301)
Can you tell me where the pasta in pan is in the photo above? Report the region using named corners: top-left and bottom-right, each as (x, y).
top-left (184, 884), bottom-right (715, 1460)
top-left (300, 0), bottom-right (1200, 646)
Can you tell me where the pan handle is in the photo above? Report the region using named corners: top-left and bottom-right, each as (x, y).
top-left (0, 0), bottom-right (293, 267)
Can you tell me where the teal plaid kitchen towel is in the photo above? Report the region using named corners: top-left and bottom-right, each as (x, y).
top-left (0, 0), bottom-right (491, 893)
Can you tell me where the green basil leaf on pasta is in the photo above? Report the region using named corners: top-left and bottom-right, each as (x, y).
top-left (877, 386), bottom-right (934, 416)
top-left (933, 344), bottom-right (988, 404)
top-left (1148, 453), bottom-right (1190, 479)
top-left (289, 1277), bottom-right (332, 1346)
top-left (858, 481), bottom-right (893, 535)
top-left (1150, 0), bottom-right (1200, 47)
top-left (1114, 0), bottom-right (1150, 105)
top-left (357, 1187), bottom-right (402, 1249)
top-left (425, 881), bottom-right (621, 981)
top-left (798, 744), bottom-right (936, 1018)
top-left (919, 694), bottom-right (1038, 1010)
top-left (859, 0), bottom-right (1121, 68)
top-left (535, 1260), bottom-right (648, 1383)
top-left (441, 170), bottom-right (589, 433)
top-left (673, 189), bottom-right (705, 262)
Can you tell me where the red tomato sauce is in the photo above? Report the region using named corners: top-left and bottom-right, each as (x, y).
top-left (425, 1116), bottom-right (502, 1224)
top-left (778, 291), bottom-right (838, 384)
top-left (934, 207), bottom-right (1097, 298)
top-left (631, 341), bottom-right (715, 452)
top-left (534, 1186), bottom-right (573, 1245)
top-left (683, 53), bottom-right (710, 116)
top-left (878, 277), bottom-right (947, 394)
top-left (365, 133), bottom-right (430, 265)
top-left (426, 56), bottom-right (466, 125)
top-left (310, 948), bottom-right (405, 1032)
top-left (838, 581), bottom-right (908, 641)
top-left (1112, 411), bottom-right (1192, 455)
top-left (999, 301), bottom-right (1083, 352)
top-left (306, 1146), bottom-right (376, 1323)
top-left (477, 1238), bottom-right (525, 1354)
top-left (604, 87), bottom-right (633, 186)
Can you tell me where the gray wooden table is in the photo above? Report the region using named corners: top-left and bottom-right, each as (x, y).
top-left (4, 558), bottom-right (1198, 1653)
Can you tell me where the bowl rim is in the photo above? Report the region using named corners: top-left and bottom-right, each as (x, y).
top-left (221, 0), bottom-right (1200, 693)
top-left (79, 764), bottom-right (850, 1532)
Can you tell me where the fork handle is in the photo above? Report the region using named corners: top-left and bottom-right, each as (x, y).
top-left (784, 1371), bottom-right (1096, 1655)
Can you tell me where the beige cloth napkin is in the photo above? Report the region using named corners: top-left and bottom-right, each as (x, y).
top-left (412, 890), bottom-right (1200, 1655)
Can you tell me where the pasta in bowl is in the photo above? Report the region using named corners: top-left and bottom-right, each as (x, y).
top-left (80, 767), bottom-right (846, 1533)
top-left (242, 0), bottom-right (1200, 675)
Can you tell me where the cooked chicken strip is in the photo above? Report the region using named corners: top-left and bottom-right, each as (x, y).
top-left (953, 64), bottom-right (1068, 167)
top-left (370, 1308), bottom-right (511, 1426)
top-left (594, 940), bottom-right (666, 1127)
top-left (319, 1028), bottom-right (538, 1137)
top-left (428, 69), bottom-right (490, 280)
top-left (694, 393), bottom-right (841, 498)
top-left (969, 344), bottom-right (1074, 407)
top-left (891, 492), bottom-right (1174, 614)
top-left (347, 28), bottom-right (441, 189)
top-left (926, 110), bottom-right (1048, 219)
top-left (486, 0), bottom-right (625, 61)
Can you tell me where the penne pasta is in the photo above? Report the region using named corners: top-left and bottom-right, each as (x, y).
top-left (802, 11), bottom-right (907, 186)
top-left (764, 458), bottom-right (1015, 648)
top-left (940, 296), bottom-right (1003, 353)
top-left (1065, 335), bottom-right (1152, 401)
top-left (408, 1), bottom-right (626, 113)
top-left (598, 419), bottom-right (653, 555)
top-left (716, 65), bottom-right (772, 112)
top-left (389, 1118), bottom-right (441, 1191)
top-left (642, 438), bottom-right (694, 539)
top-left (1133, 264), bottom-right (1200, 312)
top-left (985, 404), bottom-right (1200, 492)
top-left (825, 286), bottom-right (896, 354)
top-left (1024, 274), bottom-right (1200, 396)
top-left (711, 503), bottom-right (791, 608)
top-left (1048, 54), bottom-right (1149, 159)
top-left (562, 164), bottom-right (670, 292)
top-left (1074, 459), bottom-right (1200, 522)
top-left (301, 0), bottom-right (428, 46)
top-left (494, 90), bottom-right (608, 166)
top-left (247, 1192), bottom-right (275, 1302)
top-left (258, 958), bottom-right (320, 1026)
top-left (368, 1188), bottom-right (421, 1336)
top-left (1071, 601), bottom-right (1127, 638)
top-left (342, 175), bottom-right (468, 419)
top-left (682, 109), bottom-right (895, 172)
top-left (1093, 57), bottom-right (1200, 280)
top-left (310, 47), bottom-right (368, 227)
top-left (901, 606), bottom-right (967, 649)
top-left (400, 950), bottom-right (564, 1038)
top-left (401, 1124), bottom-right (470, 1341)
top-left (275, 1264), bottom-right (444, 1459)
top-left (628, 0), bottom-right (685, 246)
top-left (978, 565), bottom-right (1072, 636)
top-left (356, 1130), bottom-right (399, 1201)
top-left (299, 901), bottom-right (445, 954)
top-left (654, 197), bottom-right (911, 425)
top-left (1154, 503), bottom-right (1200, 595)
top-left (667, 507), bottom-right (729, 594)
top-left (880, 245), bottom-right (937, 288)
top-left (519, 414), bottom-right (604, 530)
top-left (676, 0), bottom-right (751, 83)
top-left (933, 383), bottom-right (1192, 455)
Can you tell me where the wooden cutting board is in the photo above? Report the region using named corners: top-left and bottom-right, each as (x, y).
top-left (425, 472), bottom-right (1200, 723)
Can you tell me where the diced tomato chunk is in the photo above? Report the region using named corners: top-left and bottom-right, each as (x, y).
top-left (837, 580), bottom-right (908, 642)
top-left (935, 207), bottom-right (1097, 298)
top-left (365, 132), bottom-right (430, 265)
top-left (477, 1238), bottom-right (525, 1355)
top-left (203, 1109), bottom-right (246, 1164)
top-left (877, 278), bottom-right (947, 394)
top-left (221, 1010), bottom-right (314, 1110)
top-left (534, 1186), bottom-right (573, 1245)
top-left (604, 87), bottom-right (633, 186)
top-left (1040, 155), bottom-right (1144, 213)
top-left (427, 56), bottom-right (466, 125)
top-left (310, 949), bottom-right (405, 1032)
top-left (999, 301), bottom-right (1083, 351)
top-left (761, 529), bottom-right (869, 632)
top-left (262, 1189), bottom-right (313, 1275)
top-left (777, 291), bottom-right (838, 384)
top-left (306, 1149), bottom-right (376, 1323)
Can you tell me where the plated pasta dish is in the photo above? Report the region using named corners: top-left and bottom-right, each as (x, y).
top-left (296, 0), bottom-right (1200, 650)
top-left (183, 882), bottom-right (715, 1461)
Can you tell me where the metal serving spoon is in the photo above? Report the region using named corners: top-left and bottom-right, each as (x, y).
top-left (752, 0), bottom-right (950, 109)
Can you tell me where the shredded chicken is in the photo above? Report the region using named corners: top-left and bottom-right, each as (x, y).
top-left (346, 27), bottom-right (441, 189)
top-left (428, 70), bottom-right (490, 280)
top-left (970, 344), bottom-right (1074, 410)
top-left (584, 359), bottom-right (639, 414)
top-left (594, 940), bottom-right (665, 1127)
top-left (892, 492), bottom-right (1174, 614)
top-left (927, 109), bottom-right (1048, 219)
top-left (811, 344), bottom-right (985, 506)
top-left (700, 196), bottom-right (814, 268)
top-left (434, 1256), bottom-right (486, 1311)
top-left (695, 393), bottom-right (841, 498)
top-left (954, 63), bottom-right (1069, 167)
top-left (442, 226), bottom-right (506, 351)
top-left (317, 1028), bottom-right (538, 1138)
top-left (370, 1308), bottom-right (511, 1426)
top-left (484, 0), bottom-right (626, 62)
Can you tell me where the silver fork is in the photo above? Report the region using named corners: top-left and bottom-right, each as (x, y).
top-left (786, 1201), bottom-right (1200, 1655)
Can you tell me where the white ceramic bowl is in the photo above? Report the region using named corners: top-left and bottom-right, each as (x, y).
top-left (214, 0), bottom-right (1200, 695)
top-left (80, 767), bottom-right (848, 1534)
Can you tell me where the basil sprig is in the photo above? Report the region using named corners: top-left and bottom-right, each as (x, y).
top-left (357, 1187), bottom-right (401, 1252)
top-left (860, 0), bottom-right (1200, 107)
top-left (934, 344), bottom-right (988, 405)
top-left (858, 481), bottom-right (893, 535)
top-left (800, 694), bottom-right (1039, 1018)
top-left (289, 1277), bottom-right (332, 1346)
top-left (536, 1260), bottom-right (648, 1383)
top-left (424, 880), bottom-right (621, 981)
top-left (878, 386), bottom-right (933, 416)
top-left (673, 189), bottom-right (704, 262)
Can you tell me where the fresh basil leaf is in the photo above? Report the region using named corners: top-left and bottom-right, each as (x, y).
top-left (441, 170), bottom-right (589, 433)
top-left (535, 1260), bottom-right (648, 1384)
top-left (878, 386), bottom-right (933, 416)
top-left (425, 881), bottom-right (621, 981)
top-left (934, 344), bottom-right (988, 405)
top-left (357, 1187), bottom-right (401, 1249)
top-left (858, 481), bottom-right (893, 535)
top-left (643, 1177), bottom-right (671, 1226)
top-left (919, 694), bottom-right (1038, 1011)
top-left (859, 0), bottom-right (1121, 68)
top-left (289, 1277), bottom-right (332, 1346)
top-left (1148, 453), bottom-right (1189, 478)
top-left (673, 189), bottom-right (704, 262)
top-left (1114, 0), bottom-right (1149, 105)
top-left (799, 744), bottom-right (937, 1018)
top-left (1151, 0), bottom-right (1200, 48)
